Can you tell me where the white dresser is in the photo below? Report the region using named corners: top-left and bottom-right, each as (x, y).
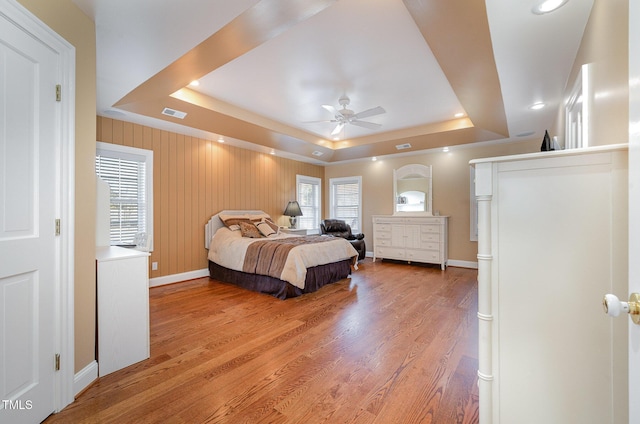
top-left (471, 145), bottom-right (628, 424)
top-left (372, 215), bottom-right (448, 270)
top-left (96, 246), bottom-right (150, 376)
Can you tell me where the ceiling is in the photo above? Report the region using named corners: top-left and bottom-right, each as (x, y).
top-left (72, 0), bottom-right (594, 163)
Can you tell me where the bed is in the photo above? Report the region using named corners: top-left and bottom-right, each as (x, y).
top-left (205, 210), bottom-right (359, 299)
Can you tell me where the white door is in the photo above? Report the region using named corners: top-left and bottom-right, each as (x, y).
top-left (0, 6), bottom-right (60, 424)
top-left (628, 0), bottom-right (640, 420)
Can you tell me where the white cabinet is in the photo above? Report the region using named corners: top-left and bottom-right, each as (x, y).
top-left (471, 145), bottom-right (628, 424)
top-left (372, 215), bottom-right (448, 270)
top-left (96, 246), bottom-right (150, 377)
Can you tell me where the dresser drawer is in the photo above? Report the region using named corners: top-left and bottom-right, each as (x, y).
top-left (419, 242), bottom-right (440, 251)
top-left (404, 217), bottom-right (445, 225)
top-left (420, 224), bottom-right (441, 234)
top-left (375, 238), bottom-right (392, 247)
top-left (373, 217), bottom-right (395, 225)
top-left (406, 249), bottom-right (441, 263)
top-left (375, 246), bottom-right (405, 259)
top-left (375, 223), bottom-right (392, 232)
top-left (421, 232), bottom-right (440, 242)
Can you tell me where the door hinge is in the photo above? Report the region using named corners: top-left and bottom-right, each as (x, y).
top-left (55, 354), bottom-right (60, 371)
top-left (55, 219), bottom-right (61, 236)
top-left (56, 84), bottom-right (61, 102)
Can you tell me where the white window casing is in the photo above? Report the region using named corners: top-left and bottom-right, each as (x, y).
top-left (329, 176), bottom-right (362, 232)
top-left (96, 142), bottom-right (153, 250)
top-left (296, 175), bottom-right (321, 233)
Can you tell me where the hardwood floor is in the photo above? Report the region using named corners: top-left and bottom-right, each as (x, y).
top-left (45, 259), bottom-right (479, 423)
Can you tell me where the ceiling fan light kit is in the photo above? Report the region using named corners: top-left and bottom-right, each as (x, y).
top-left (532, 0), bottom-right (569, 15)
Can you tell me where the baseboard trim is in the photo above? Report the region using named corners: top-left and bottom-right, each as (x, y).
top-left (448, 260), bottom-right (478, 269)
top-left (74, 360), bottom-right (98, 397)
top-left (148, 260), bottom-right (475, 289)
top-left (149, 268), bottom-right (209, 288)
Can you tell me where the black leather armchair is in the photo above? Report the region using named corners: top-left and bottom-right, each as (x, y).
top-left (320, 219), bottom-right (366, 260)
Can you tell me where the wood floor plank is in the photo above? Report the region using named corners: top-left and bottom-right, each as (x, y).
top-left (44, 259), bottom-right (479, 423)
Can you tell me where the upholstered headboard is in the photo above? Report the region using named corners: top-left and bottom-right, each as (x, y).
top-left (204, 210), bottom-right (270, 249)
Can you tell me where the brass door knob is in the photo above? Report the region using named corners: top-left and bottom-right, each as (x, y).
top-left (603, 293), bottom-right (640, 325)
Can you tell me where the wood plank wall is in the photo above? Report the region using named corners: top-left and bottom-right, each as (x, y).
top-left (97, 117), bottom-right (324, 279)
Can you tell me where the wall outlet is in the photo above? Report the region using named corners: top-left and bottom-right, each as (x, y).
top-left (151, 262), bottom-right (158, 271)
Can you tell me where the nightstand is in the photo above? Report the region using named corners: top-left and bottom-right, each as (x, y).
top-left (280, 227), bottom-right (307, 235)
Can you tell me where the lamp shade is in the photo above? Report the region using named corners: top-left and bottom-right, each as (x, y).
top-left (283, 201), bottom-right (302, 217)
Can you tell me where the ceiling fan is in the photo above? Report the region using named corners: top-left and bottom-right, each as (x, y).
top-left (309, 95), bottom-right (386, 136)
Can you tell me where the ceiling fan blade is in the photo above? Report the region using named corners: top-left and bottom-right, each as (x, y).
top-left (322, 104), bottom-right (337, 115)
top-left (350, 120), bottom-right (382, 130)
top-left (331, 122), bottom-right (345, 136)
top-left (353, 106), bottom-right (385, 120)
top-left (302, 119), bottom-right (336, 124)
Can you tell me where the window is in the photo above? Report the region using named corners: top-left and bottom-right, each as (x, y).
top-left (565, 63), bottom-right (590, 149)
top-left (296, 175), bottom-right (321, 233)
top-left (329, 176), bottom-right (362, 232)
top-left (96, 142), bottom-right (153, 249)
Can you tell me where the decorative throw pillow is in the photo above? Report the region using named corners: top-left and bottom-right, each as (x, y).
top-left (256, 221), bottom-right (277, 237)
top-left (239, 221), bottom-right (263, 238)
top-left (220, 216), bottom-right (251, 227)
top-left (262, 217), bottom-right (280, 234)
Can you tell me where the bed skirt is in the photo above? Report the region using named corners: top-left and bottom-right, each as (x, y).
top-left (208, 259), bottom-right (352, 299)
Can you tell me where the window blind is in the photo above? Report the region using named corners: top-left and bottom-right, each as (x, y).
top-left (331, 179), bottom-right (361, 232)
top-left (297, 179), bottom-right (320, 230)
top-left (95, 154), bottom-right (147, 245)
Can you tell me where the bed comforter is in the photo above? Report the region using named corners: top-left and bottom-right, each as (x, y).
top-left (207, 227), bottom-right (358, 289)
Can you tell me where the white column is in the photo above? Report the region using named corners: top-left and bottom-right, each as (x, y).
top-left (474, 162), bottom-right (494, 424)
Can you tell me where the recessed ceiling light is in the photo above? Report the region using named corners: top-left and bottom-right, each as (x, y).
top-left (516, 130), bottom-right (536, 137)
top-left (189, 80), bottom-right (199, 87)
top-left (270, 149), bottom-right (276, 155)
top-left (454, 112), bottom-right (465, 118)
top-left (217, 137), bottom-right (224, 143)
top-left (529, 102), bottom-right (546, 110)
top-left (371, 156), bottom-right (377, 161)
top-left (442, 147), bottom-right (450, 153)
top-left (103, 108), bottom-right (127, 117)
top-left (532, 0), bottom-right (568, 15)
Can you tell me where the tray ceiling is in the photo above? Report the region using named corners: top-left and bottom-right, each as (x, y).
top-left (74, 0), bottom-right (594, 163)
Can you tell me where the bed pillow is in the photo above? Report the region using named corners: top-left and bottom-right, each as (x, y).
top-left (218, 213), bottom-right (251, 228)
top-left (256, 221), bottom-right (277, 237)
top-left (239, 221), bottom-right (263, 238)
top-left (249, 213), bottom-right (271, 222)
top-left (219, 212), bottom-right (271, 228)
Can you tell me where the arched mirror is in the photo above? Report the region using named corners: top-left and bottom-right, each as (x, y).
top-left (393, 164), bottom-right (432, 215)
